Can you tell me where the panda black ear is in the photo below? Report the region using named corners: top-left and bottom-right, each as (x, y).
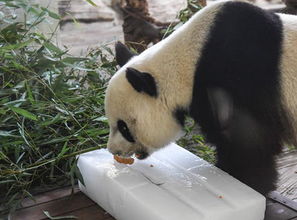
top-left (126, 68), bottom-right (157, 97)
top-left (115, 41), bottom-right (135, 67)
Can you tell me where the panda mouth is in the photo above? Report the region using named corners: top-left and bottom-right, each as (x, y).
top-left (135, 150), bottom-right (149, 160)
top-left (114, 148), bottom-right (149, 160)
top-left (115, 150), bottom-right (149, 160)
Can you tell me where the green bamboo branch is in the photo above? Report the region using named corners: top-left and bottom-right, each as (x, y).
top-left (0, 144), bottom-right (106, 176)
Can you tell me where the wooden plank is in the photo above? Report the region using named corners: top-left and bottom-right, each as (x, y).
top-left (11, 192), bottom-right (94, 220)
top-left (269, 191), bottom-right (297, 211)
top-left (276, 149), bottom-right (297, 201)
top-left (277, 149), bottom-right (297, 169)
top-left (265, 199), bottom-right (297, 220)
top-left (40, 204), bottom-right (115, 220)
top-left (265, 191), bottom-right (297, 220)
top-left (21, 185), bottom-right (80, 208)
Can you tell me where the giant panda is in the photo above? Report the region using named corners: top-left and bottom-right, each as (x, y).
top-left (104, 0), bottom-right (297, 195)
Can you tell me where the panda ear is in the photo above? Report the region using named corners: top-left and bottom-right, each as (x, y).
top-left (126, 68), bottom-right (157, 97)
top-left (115, 41), bottom-right (135, 67)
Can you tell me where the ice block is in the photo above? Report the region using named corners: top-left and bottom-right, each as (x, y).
top-left (78, 143), bottom-right (266, 220)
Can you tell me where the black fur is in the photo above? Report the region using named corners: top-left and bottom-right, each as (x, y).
top-left (117, 120), bottom-right (135, 143)
top-left (174, 108), bottom-right (187, 127)
top-left (115, 41), bottom-right (135, 67)
top-left (135, 150), bottom-right (149, 160)
top-left (126, 68), bottom-right (158, 97)
top-left (190, 2), bottom-right (286, 195)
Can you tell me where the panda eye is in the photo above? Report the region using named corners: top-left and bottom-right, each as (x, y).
top-left (117, 120), bottom-right (135, 143)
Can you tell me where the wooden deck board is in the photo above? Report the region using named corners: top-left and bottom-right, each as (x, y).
top-left (265, 202), bottom-right (297, 220)
top-left (20, 186), bottom-right (80, 209)
top-left (265, 192), bottom-right (297, 220)
top-left (39, 205), bottom-right (113, 220)
top-left (11, 190), bottom-right (115, 220)
top-left (276, 149), bottom-right (297, 201)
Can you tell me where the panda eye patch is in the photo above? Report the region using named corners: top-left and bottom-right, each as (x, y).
top-left (117, 120), bottom-right (135, 143)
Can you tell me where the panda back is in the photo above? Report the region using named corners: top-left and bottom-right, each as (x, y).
top-left (190, 1), bottom-right (294, 147)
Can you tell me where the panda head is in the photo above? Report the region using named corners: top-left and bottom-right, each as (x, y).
top-left (105, 42), bottom-right (184, 159)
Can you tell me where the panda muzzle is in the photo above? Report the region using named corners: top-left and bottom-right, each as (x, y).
top-left (135, 150), bottom-right (149, 160)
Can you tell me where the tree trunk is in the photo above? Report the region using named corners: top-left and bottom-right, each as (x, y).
top-left (120, 0), bottom-right (173, 52)
top-left (120, 0), bottom-right (207, 52)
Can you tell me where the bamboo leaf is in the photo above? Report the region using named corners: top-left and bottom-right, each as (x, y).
top-left (74, 160), bottom-right (85, 186)
top-left (0, 180), bottom-right (16, 185)
top-left (25, 81), bottom-right (35, 104)
top-left (9, 106), bottom-right (38, 121)
top-left (93, 116), bottom-right (108, 123)
top-left (40, 114), bottom-right (62, 126)
top-left (57, 142), bottom-right (69, 158)
top-left (0, 130), bottom-right (20, 138)
top-left (41, 136), bottom-right (71, 145)
top-left (43, 211), bottom-right (78, 219)
top-left (41, 7), bottom-right (61, 20)
top-left (43, 41), bottom-right (64, 54)
top-left (61, 57), bottom-right (89, 64)
top-left (2, 39), bottom-right (34, 50)
top-left (85, 0), bottom-right (97, 6)
top-left (85, 128), bottom-right (109, 136)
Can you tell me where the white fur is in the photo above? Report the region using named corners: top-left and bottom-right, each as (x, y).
top-left (105, 2), bottom-right (225, 156)
top-left (279, 13), bottom-right (297, 144)
top-left (105, 1), bottom-right (297, 157)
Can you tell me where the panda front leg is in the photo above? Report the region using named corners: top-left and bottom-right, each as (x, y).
top-left (194, 87), bottom-right (280, 195)
top-left (214, 112), bottom-right (280, 195)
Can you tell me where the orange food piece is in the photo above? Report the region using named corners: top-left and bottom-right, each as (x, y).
top-left (114, 155), bottom-right (134, 165)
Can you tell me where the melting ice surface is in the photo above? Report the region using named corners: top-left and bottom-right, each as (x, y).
top-left (106, 164), bottom-right (130, 179)
top-left (78, 143), bottom-right (266, 220)
top-left (131, 154), bottom-right (210, 188)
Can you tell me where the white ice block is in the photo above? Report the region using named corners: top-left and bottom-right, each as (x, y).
top-left (78, 143), bottom-right (266, 220)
